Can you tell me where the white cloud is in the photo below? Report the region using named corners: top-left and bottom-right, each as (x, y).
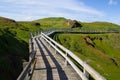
top-left (1, 0), bottom-right (120, 25)
top-left (108, 0), bottom-right (117, 5)
top-left (0, 0), bottom-right (104, 21)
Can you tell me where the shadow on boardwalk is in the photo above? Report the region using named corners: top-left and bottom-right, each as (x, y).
top-left (32, 38), bottom-right (68, 80)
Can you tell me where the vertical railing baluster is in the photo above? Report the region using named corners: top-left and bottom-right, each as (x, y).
top-left (83, 62), bottom-right (89, 78)
top-left (55, 45), bottom-right (57, 54)
top-left (65, 50), bottom-right (68, 66)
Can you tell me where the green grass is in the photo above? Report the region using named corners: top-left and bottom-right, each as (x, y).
top-left (80, 22), bottom-right (120, 31)
top-left (20, 17), bottom-right (120, 31)
top-left (53, 33), bottom-right (120, 80)
top-left (35, 17), bottom-right (69, 29)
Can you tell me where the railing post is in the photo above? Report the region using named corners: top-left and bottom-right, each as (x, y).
top-left (34, 32), bottom-right (36, 37)
top-left (55, 45), bottom-right (57, 54)
top-left (48, 41), bottom-right (52, 50)
top-left (83, 62), bottom-right (89, 79)
top-left (65, 50), bottom-right (68, 66)
top-left (37, 31), bottom-right (39, 35)
top-left (31, 41), bottom-right (34, 52)
top-left (27, 68), bottom-right (31, 77)
top-left (48, 44), bottom-right (51, 49)
top-left (30, 33), bottom-right (35, 54)
top-left (33, 38), bottom-right (36, 51)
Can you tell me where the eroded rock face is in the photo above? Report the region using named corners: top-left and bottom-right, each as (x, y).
top-left (32, 22), bottom-right (41, 26)
top-left (35, 22), bottom-right (41, 26)
top-left (66, 20), bottom-right (82, 28)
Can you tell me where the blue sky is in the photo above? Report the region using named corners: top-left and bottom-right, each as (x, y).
top-left (0, 0), bottom-right (120, 25)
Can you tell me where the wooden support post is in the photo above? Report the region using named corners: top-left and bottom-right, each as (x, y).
top-left (84, 69), bottom-right (89, 78)
top-left (28, 68), bottom-right (31, 77)
top-left (34, 40), bottom-right (36, 52)
top-left (38, 31), bottom-right (39, 35)
top-left (35, 32), bottom-right (37, 36)
top-left (48, 44), bottom-right (51, 49)
top-left (34, 32), bottom-right (36, 36)
top-left (31, 41), bottom-right (34, 52)
top-left (55, 45), bottom-right (57, 54)
top-left (30, 33), bottom-right (33, 52)
top-left (84, 62), bottom-right (89, 78)
top-left (65, 50), bottom-right (68, 66)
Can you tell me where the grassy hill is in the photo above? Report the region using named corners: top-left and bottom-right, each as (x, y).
top-left (0, 29), bottom-right (28, 80)
top-left (0, 16), bottom-right (20, 28)
top-left (35, 17), bottom-right (68, 29)
top-left (35, 17), bottom-right (120, 31)
top-left (81, 22), bottom-right (120, 31)
top-left (19, 17), bottom-right (120, 31)
top-left (53, 33), bottom-right (120, 80)
top-left (0, 17), bottom-right (41, 80)
top-left (0, 16), bottom-right (120, 80)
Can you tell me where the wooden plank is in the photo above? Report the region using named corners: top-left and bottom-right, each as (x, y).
top-left (31, 37), bottom-right (81, 80)
top-left (41, 32), bottom-right (106, 80)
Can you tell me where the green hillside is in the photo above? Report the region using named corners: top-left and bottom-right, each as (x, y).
top-left (19, 17), bottom-right (120, 31)
top-left (35, 17), bottom-right (68, 29)
top-left (81, 22), bottom-right (120, 31)
top-left (0, 29), bottom-right (29, 80)
top-left (35, 17), bottom-right (120, 31)
top-left (0, 17), bottom-right (41, 80)
top-left (0, 17), bottom-right (20, 28)
top-left (53, 33), bottom-right (120, 80)
top-left (0, 16), bottom-right (120, 80)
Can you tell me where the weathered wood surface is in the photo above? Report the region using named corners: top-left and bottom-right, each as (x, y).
top-left (31, 37), bottom-right (81, 80)
top-left (18, 29), bottom-right (108, 80)
top-left (41, 32), bottom-right (106, 80)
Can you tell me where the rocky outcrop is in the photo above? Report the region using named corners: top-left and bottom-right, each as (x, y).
top-left (66, 20), bottom-right (82, 28)
top-left (33, 22), bottom-right (41, 26)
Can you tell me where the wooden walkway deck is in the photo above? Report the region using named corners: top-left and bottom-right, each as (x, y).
top-left (30, 37), bottom-right (81, 80)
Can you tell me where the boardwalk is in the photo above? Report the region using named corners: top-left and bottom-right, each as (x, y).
top-left (17, 30), bottom-right (106, 80)
top-left (31, 37), bottom-right (81, 80)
